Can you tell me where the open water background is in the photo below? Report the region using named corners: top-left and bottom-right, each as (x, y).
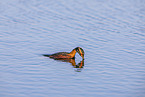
top-left (0, 0), bottom-right (145, 97)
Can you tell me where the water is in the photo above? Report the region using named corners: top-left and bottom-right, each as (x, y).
top-left (0, 0), bottom-right (145, 97)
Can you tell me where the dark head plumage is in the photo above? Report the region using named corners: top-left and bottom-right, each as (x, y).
top-left (75, 47), bottom-right (84, 59)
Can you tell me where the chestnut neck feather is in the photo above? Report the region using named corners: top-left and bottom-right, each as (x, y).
top-left (68, 49), bottom-right (77, 58)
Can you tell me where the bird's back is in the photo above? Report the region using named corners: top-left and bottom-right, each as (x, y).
top-left (48, 52), bottom-right (72, 59)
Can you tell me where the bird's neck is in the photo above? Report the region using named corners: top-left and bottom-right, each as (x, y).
top-left (68, 49), bottom-right (77, 58)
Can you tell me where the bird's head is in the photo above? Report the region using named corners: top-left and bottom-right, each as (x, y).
top-left (75, 47), bottom-right (84, 59)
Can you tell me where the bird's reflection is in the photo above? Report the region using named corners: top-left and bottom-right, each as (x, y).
top-left (55, 58), bottom-right (84, 72)
top-left (44, 56), bottom-right (84, 72)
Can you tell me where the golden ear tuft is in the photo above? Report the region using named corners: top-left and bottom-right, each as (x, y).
top-left (79, 47), bottom-right (84, 54)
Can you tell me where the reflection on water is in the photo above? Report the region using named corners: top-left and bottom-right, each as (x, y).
top-left (43, 55), bottom-right (84, 72)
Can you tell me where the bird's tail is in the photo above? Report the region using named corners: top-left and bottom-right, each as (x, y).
top-left (43, 54), bottom-right (51, 57)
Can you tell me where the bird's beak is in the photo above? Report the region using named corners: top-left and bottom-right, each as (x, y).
top-left (81, 54), bottom-right (84, 59)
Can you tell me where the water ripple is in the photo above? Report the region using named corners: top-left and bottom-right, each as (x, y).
top-left (0, 0), bottom-right (145, 97)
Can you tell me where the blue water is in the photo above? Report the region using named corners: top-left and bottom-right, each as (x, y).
top-left (0, 0), bottom-right (145, 97)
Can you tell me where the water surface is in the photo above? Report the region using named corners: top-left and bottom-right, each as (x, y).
top-left (0, 0), bottom-right (145, 97)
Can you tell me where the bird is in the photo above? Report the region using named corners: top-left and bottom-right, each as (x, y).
top-left (43, 47), bottom-right (84, 59)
